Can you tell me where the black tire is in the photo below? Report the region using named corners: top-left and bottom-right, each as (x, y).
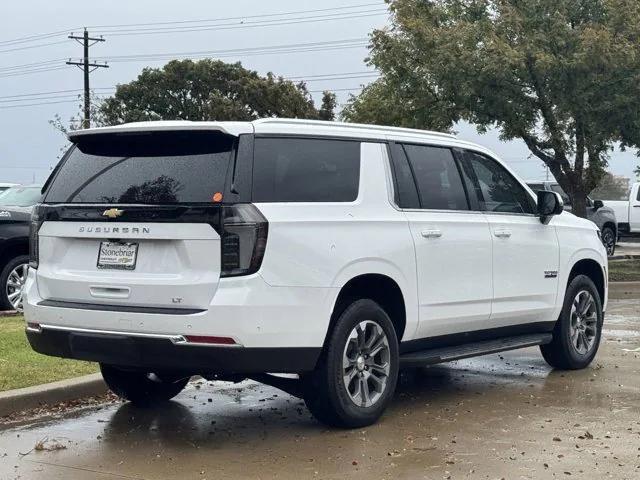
top-left (601, 226), bottom-right (616, 257)
top-left (540, 275), bottom-right (603, 370)
top-left (100, 364), bottom-right (189, 406)
top-left (0, 254), bottom-right (29, 311)
top-left (302, 299), bottom-right (399, 428)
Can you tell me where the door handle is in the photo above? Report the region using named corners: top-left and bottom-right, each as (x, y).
top-left (494, 229), bottom-right (512, 238)
top-left (421, 229), bottom-right (442, 239)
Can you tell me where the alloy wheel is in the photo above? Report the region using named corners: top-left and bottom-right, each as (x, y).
top-left (569, 290), bottom-right (598, 355)
top-left (602, 229), bottom-right (615, 256)
top-left (342, 320), bottom-right (391, 408)
top-left (6, 263), bottom-right (27, 311)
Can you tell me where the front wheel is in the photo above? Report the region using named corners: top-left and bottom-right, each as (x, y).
top-left (302, 299), bottom-right (399, 428)
top-left (540, 275), bottom-right (603, 370)
top-left (100, 364), bottom-right (190, 406)
top-left (601, 226), bottom-right (616, 257)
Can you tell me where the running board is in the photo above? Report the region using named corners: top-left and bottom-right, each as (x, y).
top-left (399, 333), bottom-right (553, 367)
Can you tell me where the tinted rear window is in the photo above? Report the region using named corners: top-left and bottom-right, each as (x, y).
top-left (252, 138), bottom-right (360, 202)
top-left (45, 131), bottom-right (234, 204)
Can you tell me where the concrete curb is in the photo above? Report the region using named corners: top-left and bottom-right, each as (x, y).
top-left (609, 254), bottom-right (640, 261)
top-left (0, 373), bottom-right (107, 418)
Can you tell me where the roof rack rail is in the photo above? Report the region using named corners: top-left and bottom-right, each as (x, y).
top-left (253, 118), bottom-right (455, 139)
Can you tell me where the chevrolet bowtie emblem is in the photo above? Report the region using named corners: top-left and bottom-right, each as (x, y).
top-left (102, 208), bottom-right (124, 219)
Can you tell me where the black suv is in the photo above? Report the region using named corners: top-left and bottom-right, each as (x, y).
top-left (0, 185), bottom-right (42, 310)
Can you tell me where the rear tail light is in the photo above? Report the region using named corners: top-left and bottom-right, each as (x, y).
top-left (29, 205), bottom-right (44, 269)
top-left (220, 204), bottom-right (268, 277)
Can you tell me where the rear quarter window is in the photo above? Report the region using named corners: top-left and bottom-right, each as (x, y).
top-left (252, 137), bottom-right (361, 203)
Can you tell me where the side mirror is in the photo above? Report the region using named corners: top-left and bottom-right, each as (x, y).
top-left (593, 199), bottom-right (604, 210)
top-left (537, 191), bottom-right (563, 224)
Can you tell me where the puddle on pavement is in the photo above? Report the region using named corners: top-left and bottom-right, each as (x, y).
top-left (0, 299), bottom-right (638, 479)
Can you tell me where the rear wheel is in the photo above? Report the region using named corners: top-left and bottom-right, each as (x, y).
top-left (601, 226), bottom-right (616, 257)
top-left (540, 275), bottom-right (603, 370)
top-left (0, 255), bottom-right (29, 311)
top-left (100, 364), bottom-right (189, 406)
top-left (302, 299), bottom-right (399, 428)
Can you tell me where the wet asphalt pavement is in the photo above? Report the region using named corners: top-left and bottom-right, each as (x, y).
top-left (1, 290), bottom-right (639, 479)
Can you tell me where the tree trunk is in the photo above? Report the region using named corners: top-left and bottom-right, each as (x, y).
top-left (571, 189), bottom-right (588, 218)
top-left (554, 172), bottom-right (589, 219)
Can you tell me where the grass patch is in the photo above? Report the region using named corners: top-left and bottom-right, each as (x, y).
top-left (0, 316), bottom-right (97, 392)
top-left (608, 259), bottom-right (640, 282)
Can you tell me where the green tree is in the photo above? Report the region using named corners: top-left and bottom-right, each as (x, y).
top-left (343, 0), bottom-right (640, 217)
top-left (99, 59), bottom-right (335, 125)
top-left (318, 91), bottom-right (337, 121)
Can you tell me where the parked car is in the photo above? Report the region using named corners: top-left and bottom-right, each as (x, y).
top-left (24, 120), bottom-right (607, 428)
top-left (0, 184), bottom-right (43, 210)
top-left (0, 206), bottom-right (31, 311)
top-left (0, 185), bottom-right (42, 311)
top-left (527, 181), bottom-right (618, 256)
top-left (0, 183), bottom-right (18, 195)
top-left (604, 182), bottom-right (640, 237)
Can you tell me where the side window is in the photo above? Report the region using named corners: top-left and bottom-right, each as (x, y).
top-left (463, 151), bottom-right (535, 214)
top-left (402, 144), bottom-right (469, 211)
top-left (252, 138), bottom-right (360, 202)
top-left (636, 186), bottom-right (640, 201)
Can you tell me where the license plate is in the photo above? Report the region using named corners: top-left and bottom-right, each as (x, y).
top-left (97, 242), bottom-right (138, 270)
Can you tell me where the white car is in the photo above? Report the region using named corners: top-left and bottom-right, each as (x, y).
top-left (0, 183), bottom-right (18, 195)
top-left (605, 182), bottom-right (640, 236)
top-left (24, 119), bottom-right (608, 427)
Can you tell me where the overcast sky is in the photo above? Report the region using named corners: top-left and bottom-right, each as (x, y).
top-left (1, 0), bottom-right (638, 185)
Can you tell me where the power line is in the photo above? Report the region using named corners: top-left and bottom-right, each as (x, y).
top-left (0, 40), bottom-right (68, 54)
top-left (0, 29), bottom-right (77, 47)
top-left (286, 71), bottom-right (376, 80)
top-left (0, 84), bottom-right (370, 109)
top-left (102, 10), bottom-right (387, 37)
top-left (308, 87), bottom-right (365, 93)
top-left (0, 2), bottom-right (382, 47)
top-left (0, 59), bottom-right (65, 72)
top-left (95, 38), bottom-right (369, 63)
top-left (0, 66), bottom-right (71, 78)
top-left (0, 39), bottom-right (370, 79)
top-left (0, 69), bottom-right (378, 102)
top-left (0, 87), bottom-right (113, 100)
top-left (89, 2), bottom-right (382, 29)
top-left (0, 98), bottom-right (95, 109)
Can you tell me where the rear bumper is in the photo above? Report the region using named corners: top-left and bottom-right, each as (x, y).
top-left (26, 325), bottom-right (321, 374)
top-left (23, 267), bottom-right (338, 349)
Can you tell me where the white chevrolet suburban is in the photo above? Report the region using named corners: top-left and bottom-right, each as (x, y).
top-left (24, 119), bottom-right (607, 428)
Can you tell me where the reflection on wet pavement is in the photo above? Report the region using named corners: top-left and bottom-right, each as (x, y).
top-left (1, 299), bottom-right (638, 479)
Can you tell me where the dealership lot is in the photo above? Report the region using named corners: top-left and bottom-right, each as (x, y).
top-left (1, 291), bottom-right (639, 480)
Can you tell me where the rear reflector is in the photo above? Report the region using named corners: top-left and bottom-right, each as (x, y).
top-left (183, 335), bottom-right (237, 345)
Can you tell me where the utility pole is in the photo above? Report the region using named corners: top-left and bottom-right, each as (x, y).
top-left (67, 29), bottom-right (108, 128)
